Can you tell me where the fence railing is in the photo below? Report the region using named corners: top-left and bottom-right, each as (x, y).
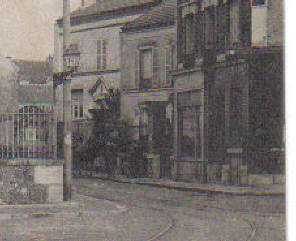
top-left (0, 107), bottom-right (56, 159)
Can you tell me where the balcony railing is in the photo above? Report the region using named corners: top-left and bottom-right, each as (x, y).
top-left (0, 107), bottom-right (56, 160)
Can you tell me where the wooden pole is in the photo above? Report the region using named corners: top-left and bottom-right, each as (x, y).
top-left (63, 0), bottom-right (72, 201)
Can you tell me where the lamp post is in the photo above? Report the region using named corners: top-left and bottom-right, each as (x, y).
top-left (62, 0), bottom-right (72, 201)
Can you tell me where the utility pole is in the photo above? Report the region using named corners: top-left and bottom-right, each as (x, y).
top-left (63, 0), bottom-right (72, 201)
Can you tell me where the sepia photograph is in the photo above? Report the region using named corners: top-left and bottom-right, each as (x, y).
top-left (0, 0), bottom-right (286, 240)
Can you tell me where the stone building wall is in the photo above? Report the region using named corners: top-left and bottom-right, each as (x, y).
top-left (0, 161), bottom-right (63, 204)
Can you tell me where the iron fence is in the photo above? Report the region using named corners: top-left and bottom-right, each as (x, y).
top-left (0, 106), bottom-right (56, 159)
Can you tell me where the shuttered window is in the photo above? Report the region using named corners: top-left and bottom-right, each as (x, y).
top-left (97, 40), bottom-right (107, 70)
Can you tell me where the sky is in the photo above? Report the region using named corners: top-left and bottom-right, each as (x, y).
top-left (0, 0), bottom-right (81, 61)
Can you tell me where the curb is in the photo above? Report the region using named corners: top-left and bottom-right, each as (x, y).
top-left (0, 211), bottom-right (80, 221)
top-left (0, 201), bottom-right (80, 220)
top-left (0, 201), bottom-right (79, 210)
top-left (79, 174), bottom-right (285, 196)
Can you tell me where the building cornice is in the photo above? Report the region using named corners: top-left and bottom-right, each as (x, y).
top-left (72, 68), bottom-right (120, 77)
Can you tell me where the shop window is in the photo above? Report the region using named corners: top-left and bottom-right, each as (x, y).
top-left (97, 40), bottom-right (107, 70)
top-left (72, 89), bottom-right (84, 119)
top-left (139, 48), bottom-right (152, 89)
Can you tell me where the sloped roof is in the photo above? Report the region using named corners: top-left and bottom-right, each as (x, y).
top-left (17, 84), bottom-right (53, 105)
top-left (122, 0), bottom-right (176, 31)
top-left (71, 0), bottom-right (157, 18)
top-left (13, 59), bottom-right (52, 84)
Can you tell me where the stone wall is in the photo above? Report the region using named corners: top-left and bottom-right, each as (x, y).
top-left (0, 160), bottom-right (63, 204)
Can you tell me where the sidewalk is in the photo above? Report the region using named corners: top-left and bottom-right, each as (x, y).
top-left (78, 171), bottom-right (285, 196)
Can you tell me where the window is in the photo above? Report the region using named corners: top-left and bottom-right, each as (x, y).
top-left (65, 43), bottom-right (80, 72)
top-left (139, 48), bottom-right (152, 89)
top-left (204, 7), bottom-right (215, 49)
top-left (252, 0), bottom-right (265, 6)
top-left (229, 0), bottom-right (240, 47)
top-left (25, 128), bottom-right (37, 141)
top-left (97, 40), bottom-right (107, 70)
top-left (65, 55), bottom-right (80, 72)
top-left (216, 3), bottom-right (230, 53)
top-left (139, 106), bottom-right (149, 139)
top-left (72, 89), bottom-right (83, 119)
top-left (184, 14), bottom-right (195, 55)
top-left (178, 91), bottom-right (201, 159)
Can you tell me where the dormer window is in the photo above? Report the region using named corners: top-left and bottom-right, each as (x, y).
top-left (64, 43), bottom-right (80, 72)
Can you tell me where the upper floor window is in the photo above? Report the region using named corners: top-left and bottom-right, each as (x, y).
top-left (204, 7), bottom-right (215, 49)
top-left (252, 0), bottom-right (265, 6)
top-left (184, 14), bottom-right (195, 55)
top-left (139, 48), bottom-right (152, 89)
top-left (65, 43), bottom-right (80, 72)
top-left (97, 40), bottom-right (107, 70)
top-left (72, 89), bottom-right (84, 119)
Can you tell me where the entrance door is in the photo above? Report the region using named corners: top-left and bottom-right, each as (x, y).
top-left (152, 103), bottom-right (172, 178)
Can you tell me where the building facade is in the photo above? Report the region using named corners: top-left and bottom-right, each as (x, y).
top-left (172, 0), bottom-right (284, 184)
top-left (120, 0), bottom-right (177, 178)
top-left (53, 0), bottom-right (162, 140)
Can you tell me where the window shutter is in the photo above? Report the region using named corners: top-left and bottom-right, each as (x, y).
top-left (134, 50), bottom-right (140, 88)
top-left (165, 45), bottom-right (173, 86)
top-left (102, 40), bottom-right (107, 69)
top-left (152, 47), bottom-right (160, 88)
top-left (97, 40), bottom-right (101, 70)
top-left (177, 8), bottom-right (184, 63)
top-left (195, 9), bottom-right (204, 57)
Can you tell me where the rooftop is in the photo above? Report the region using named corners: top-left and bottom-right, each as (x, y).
top-left (71, 0), bottom-right (158, 18)
top-left (122, 0), bottom-right (176, 31)
top-left (17, 84), bottom-right (53, 106)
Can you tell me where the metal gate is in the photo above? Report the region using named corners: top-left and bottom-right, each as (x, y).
top-left (0, 106), bottom-right (56, 159)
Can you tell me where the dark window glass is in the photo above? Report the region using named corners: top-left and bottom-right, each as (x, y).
top-left (139, 48), bottom-right (152, 89)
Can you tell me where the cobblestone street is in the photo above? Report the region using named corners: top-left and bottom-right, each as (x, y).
top-left (0, 177), bottom-right (285, 241)
top-left (75, 177), bottom-right (285, 241)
